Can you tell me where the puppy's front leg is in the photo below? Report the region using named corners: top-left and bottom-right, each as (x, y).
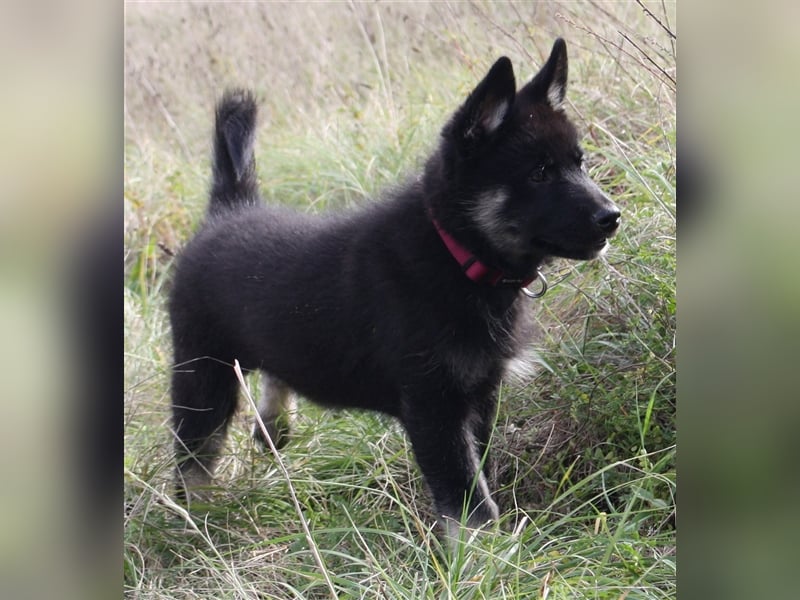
top-left (402, 399), bottom-right (499, 536)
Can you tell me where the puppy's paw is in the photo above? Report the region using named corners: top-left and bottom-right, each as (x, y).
top-left (252, 416), bottom-right (290, 451)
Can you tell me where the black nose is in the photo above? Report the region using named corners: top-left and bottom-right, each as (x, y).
top-left (595, 206), bottom-right (621, 235)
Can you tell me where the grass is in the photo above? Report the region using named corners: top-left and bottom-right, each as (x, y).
top-left (125, 2), bottom-right (675, 598)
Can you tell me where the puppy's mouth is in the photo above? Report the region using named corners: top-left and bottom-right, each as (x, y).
top-left (590, 238), bottom-right (611, 257)
top-left (533, 237), bottom-right (609, 261)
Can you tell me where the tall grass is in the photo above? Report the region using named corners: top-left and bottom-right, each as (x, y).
top-left (125, 2), bottom-right (675, 598)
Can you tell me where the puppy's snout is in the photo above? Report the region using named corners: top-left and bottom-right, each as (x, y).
top-left (594, 205), bottom-right (621, 236)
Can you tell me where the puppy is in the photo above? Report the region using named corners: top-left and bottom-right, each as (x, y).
top-left (169, 38), bottom-right (620, 535)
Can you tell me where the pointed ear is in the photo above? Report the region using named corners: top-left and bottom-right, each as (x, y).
top-left (448, 56), bottom-right (516, 144)
top-left (520, 38), bottom-right (568, 110)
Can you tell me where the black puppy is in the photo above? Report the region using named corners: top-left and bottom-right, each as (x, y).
top-left (169, 38), bottom-right (620, 535)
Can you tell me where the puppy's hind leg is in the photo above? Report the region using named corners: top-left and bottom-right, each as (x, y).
top-left (252, 376), bottom-right (294, 450)
top-left (171, 359), bottom-right (240, 502)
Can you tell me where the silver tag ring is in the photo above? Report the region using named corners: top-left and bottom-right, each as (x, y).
top-left (521, 271), bottom-right (548, 298)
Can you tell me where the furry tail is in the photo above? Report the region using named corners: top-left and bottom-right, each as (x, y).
top-left (209, 88), bottom-right (259, 216)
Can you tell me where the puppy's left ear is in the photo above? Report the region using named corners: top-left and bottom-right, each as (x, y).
top-left (448, 56), bottom-right (516, 145)
top-left (520, 38), bottom-right (568, 110)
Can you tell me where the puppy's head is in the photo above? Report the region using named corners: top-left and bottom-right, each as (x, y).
top-left (436, 39), bottom-right (620, 268)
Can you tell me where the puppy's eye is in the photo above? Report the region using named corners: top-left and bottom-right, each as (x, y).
top-left (530, 164), bottom-right (548, 183)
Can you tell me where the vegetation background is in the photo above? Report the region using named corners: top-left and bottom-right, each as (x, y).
top-left (124, 2), bottom-right (675, 598)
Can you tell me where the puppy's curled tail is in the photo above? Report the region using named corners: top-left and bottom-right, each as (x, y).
top-left (209, 88), bottom-right (259, 216)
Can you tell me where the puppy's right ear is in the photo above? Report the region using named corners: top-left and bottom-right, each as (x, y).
top-left (446, 57), bottom-right (516, 148)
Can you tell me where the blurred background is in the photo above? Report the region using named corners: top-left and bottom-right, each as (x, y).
top-left (0, 0), bottom-right (796, 598)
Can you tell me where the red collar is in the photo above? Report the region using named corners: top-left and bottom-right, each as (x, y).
top-left (431, 217), bottom-right (536, 288)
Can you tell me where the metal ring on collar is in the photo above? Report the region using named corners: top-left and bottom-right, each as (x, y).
top-left (521, 271), bottom-right (548, 298)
